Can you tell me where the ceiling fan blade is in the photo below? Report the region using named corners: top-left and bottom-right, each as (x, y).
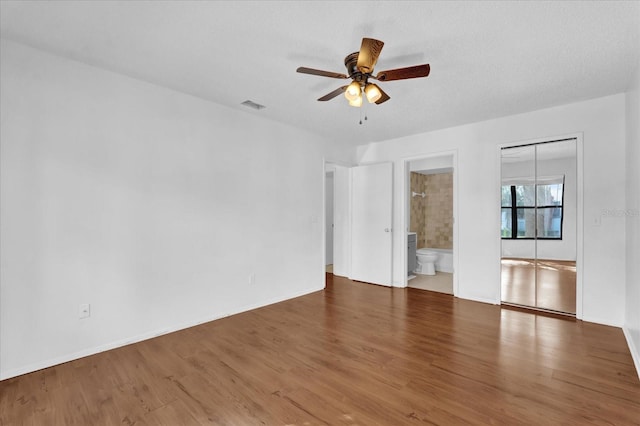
top-left (374, 64), bottom-right (430, 81)
top-left (375, 86), bottom-right (390, 105)
top-left (356, 38), bottom-right (384, 73)
top-left (297, 67), bottom-right (348, 79)
top-left (318, 86), bottom-right (348, 101)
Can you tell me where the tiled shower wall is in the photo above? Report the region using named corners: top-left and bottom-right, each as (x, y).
top-left (410, 172), bottom-right (427, 248)
top-left (410, 172), bottom-right (453, 249)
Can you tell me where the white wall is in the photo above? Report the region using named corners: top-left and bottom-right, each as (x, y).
top-left (331, 165), bottom-right (351, 277)
top-left (409, 156), bottom-right (453, 172)
top-left (0, 40), bottom-right (350, 379)
top-left (624, 54), bottom-right (640, 377)
top-left (501, 156), bottom-right (577, 261)
top-left (356, 94), bottom-right (627, 325)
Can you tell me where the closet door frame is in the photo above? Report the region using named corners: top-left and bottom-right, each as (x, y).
top-left (498, 133), bottom-right (583, 319)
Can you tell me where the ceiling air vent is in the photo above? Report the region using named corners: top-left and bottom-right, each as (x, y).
top-left (241, 100), bottom-right (266, 110)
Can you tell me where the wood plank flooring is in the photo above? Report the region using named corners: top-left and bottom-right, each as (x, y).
top-left (501, 258), bottom-right (577, 314)
top-left (2, 274), bottom-right (639, 425)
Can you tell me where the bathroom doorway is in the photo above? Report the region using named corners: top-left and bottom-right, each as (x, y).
top-left (403, 153), bottom-right (457, 295)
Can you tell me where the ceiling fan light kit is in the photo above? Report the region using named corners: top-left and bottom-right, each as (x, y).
top-left (365, 83), bottom-right (382, 103)
top-left (348, 95), bottom-right (363, 108)
top-left (297, 37), bottom-right (430, 108)
top-left (345, 81), bottom-right (361, 102)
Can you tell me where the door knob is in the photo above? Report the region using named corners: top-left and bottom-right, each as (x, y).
top-left (384, 228), bottom-right (391, 232)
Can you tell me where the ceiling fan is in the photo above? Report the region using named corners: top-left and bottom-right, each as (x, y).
top-left (296, 38), bottom-right (430, 107)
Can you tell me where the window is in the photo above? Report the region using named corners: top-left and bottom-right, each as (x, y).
top-left (501, 178), bottom-right (564, 239)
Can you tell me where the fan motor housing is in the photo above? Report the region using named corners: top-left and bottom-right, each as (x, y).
top-left (344, 52), bottom-right (366, 82)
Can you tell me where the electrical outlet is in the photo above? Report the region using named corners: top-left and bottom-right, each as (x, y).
top-left (249, 273), bottom-right (256, 285)
top-left (79, 303), bottom-right (90, 319)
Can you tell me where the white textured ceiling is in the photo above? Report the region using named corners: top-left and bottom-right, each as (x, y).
top-left (1, 1), bottom-right (639, 146)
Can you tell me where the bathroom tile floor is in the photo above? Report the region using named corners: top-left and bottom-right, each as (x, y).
top-left (408, 272), bottom-right (453, 295)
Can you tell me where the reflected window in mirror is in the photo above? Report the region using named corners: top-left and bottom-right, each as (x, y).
top-left (501, 178), bottom-right (564, 240)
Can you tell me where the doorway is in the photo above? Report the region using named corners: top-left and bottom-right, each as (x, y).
top-left (325, 169), bottom-right (334, 274)
top-left (324, 161), bottom-right (394, 286)
top-left (403, 153), bottom-right (457, 295)
top-left (500, 138), bottom-right (579, 315)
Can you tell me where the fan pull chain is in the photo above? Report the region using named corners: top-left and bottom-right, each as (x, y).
top-left (359, 100), bottom-right (368, 125)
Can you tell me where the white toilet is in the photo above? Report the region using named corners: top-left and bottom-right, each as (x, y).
top-left (416, 249), bottom-right (439, 275)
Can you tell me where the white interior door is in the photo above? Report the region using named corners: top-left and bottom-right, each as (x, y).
top-left (350, 162), bottom-right (393, 286)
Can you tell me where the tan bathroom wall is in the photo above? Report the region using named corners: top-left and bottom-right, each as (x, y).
top-left (425, 173), bottom-right (453, 249)
top-left (410, 172), bottom-right (453, 249)
top-left (410, 172), bottom-right (427, 248)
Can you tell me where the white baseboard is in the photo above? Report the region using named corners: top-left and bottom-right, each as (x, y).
top-left (0, 286), bottom-right (322, 381)
top-left (623, 326), bottom-right (640, 381)
top-left (580, 316), bottom-right (623, 328)
top-left (459, 295), bottom-right (501, 305)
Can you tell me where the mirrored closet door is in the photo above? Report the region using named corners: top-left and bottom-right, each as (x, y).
top-left (500, 139), bottom-right (577, 315)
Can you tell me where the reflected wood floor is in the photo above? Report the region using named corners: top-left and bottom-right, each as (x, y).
top-left (501, 258), bottom-right (577, 314)
top-left (2, 274), bottom-right (639, 425)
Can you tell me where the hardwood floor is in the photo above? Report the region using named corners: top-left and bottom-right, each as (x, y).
top-left (501, 258), bottom-right (577, 314)
top-left (2, 274), bottom-right (639, 425)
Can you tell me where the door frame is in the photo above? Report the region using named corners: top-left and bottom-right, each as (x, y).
top-left (497, 133), bottom-right (584, 319)
top-left (324, 168), bottom-right (334, 268)
top-left (401, 150), bottom-right (459, 294)
top-left (323, 159), bottom-right (353, 283)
